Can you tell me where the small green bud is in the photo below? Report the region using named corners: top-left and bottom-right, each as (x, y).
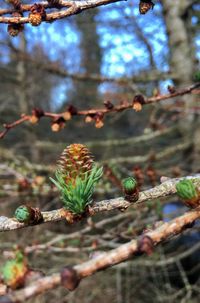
top-left (14, 205), bottom-right (33, 223)
top-left (122, 177), bottom-right (137, 195)
top-left (2, 251), bottom-right (28, 289)
top-left (122, 177), bottom-right (139, 203)
top-left (176, 179), bottom-right (198, 201)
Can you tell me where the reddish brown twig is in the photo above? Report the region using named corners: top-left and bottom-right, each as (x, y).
top-left (0, 115), bottom-right (29, 139)
top-left (0, 83), bottom-right (199, 139)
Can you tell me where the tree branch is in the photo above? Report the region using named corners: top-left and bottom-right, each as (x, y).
top-left (0, 175), bottom-right (200, 232)
top-left (0, 0), bottom-right (125, 24)
top-left (3, 206), bottom-right (200, 302)
top-left (0, 82), bottom-right (199, 139)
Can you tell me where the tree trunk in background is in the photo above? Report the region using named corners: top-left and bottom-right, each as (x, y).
top-left (15, 33), bottom-right (39, 161)
top-left (162, 0), bottom-right (199, 171)
top-left (15, 33), bottom-right (28, 113)
top-left (73, 8), bottom-right (102, 108)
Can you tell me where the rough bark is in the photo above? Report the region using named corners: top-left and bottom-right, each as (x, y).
top-left (162, 0), bottom-right (199, 170)
top-left (72, 8), bottom-right (102, 108)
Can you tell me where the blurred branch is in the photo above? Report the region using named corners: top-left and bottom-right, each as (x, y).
top-left (108, 141), bottom-right (191, 164)
top-left (9, 50), bottom-right (177, 84)
top-left (3, 207), bottom-right (200, 302)
top-left (1, 40), bottom-right (176, 85)
top-left (16, 126), bottom-right (176, 150)
top-left (0, 82), bottom-right (199, 139)
top-left (0, 175), bottom-right (200, 232)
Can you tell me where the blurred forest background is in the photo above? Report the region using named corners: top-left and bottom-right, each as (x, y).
top-left (0, 0), bottom-right (200, 302)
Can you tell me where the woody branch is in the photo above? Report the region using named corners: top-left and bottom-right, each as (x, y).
top-left (0, 175), bottom-right (200, 232)
top-left (0, 0), bottom-right (125, 24)
top-left (2, 207), bottom-right (200, 302)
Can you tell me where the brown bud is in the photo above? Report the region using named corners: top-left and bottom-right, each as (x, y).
top-left (139, 1), bottom-right (154, 14)
top-left (95, 112), bottom-right (104, 128)
top-left (51, 117), bottom-right (65, 132)
top-left (51, 123), bottom-right (61, 132)
top-left (167, 85), bottom-right (176, 93)
top-left (67, 105), bottom-right (78, 115)
top-left (30, 109), bottom-right (43, 124)
top-left (133, 101), bottom-right (142, 112)
top-left (60, 209), bottom-right (74, 224)
top-left (95, 119), bottom-right (104, 128)
top-left (137, 235), bottom-right (154, 256)
top-left (7, 24), bottom-right (23, 37)
top-left (17, 178), bottom-right (31, 192)
top-left (133, 94), bottom-right (145, 104)
top-left (85, 115), bottom-right (93, 123)
top-left (30, 115), bottom-right (39, 124)
top-left (104, 100), bottom-right (114, 110)
top-left (29, 13), bottom-right (42, 26)
top-left (132, 95), bottom-right (145, 112)
top-left (32, 108), bottom-right (44, 118)
top-left (60, 267), bottom-right (80, 291)
top-left (62, 111), bottom-right (72, 121)
top-left (32, 208), bottom-right (43, 223)
top-left (29, 4), bottom-right (46, 26)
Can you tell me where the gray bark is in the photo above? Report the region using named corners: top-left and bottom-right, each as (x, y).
top-left (162, 0), bottom-right (199, 170)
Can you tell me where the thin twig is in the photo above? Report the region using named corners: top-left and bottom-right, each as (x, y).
top-left (0, 83), bottom-right (199, 139)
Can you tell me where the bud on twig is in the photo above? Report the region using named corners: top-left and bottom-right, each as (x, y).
top-left (7, 12), bottom-right (24, 37)
top-left (60, 266), bottom-right (80, 291)
top-left (122, 177), bottom-right (139, 202)
top-left (29, 4), bottom-right (46, 26)
top-left (139, 1), bottom-right (154, 15)
top-left (62, 111), bottom-right (72, 121)
top-left (132, 95), bottom-right (145, 112)
top-left (176, 179), bottom-right (200, 208)
top-left (14, 205), bottom-right (43, 224)
top-left (85, 115), bottom-right (93, 123)
top-left (95, 112), bottom-right (104, 128)
top-left (137, 235), bottom-right (154, 256)
top-left (104, 100), bottom-right (114, 110)
top-left (30, 108), bottom-right (44, 124)
top-left (167, 85), bottom-right (176, 94)
top-left (51, 117), bottom-right (65, 132)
